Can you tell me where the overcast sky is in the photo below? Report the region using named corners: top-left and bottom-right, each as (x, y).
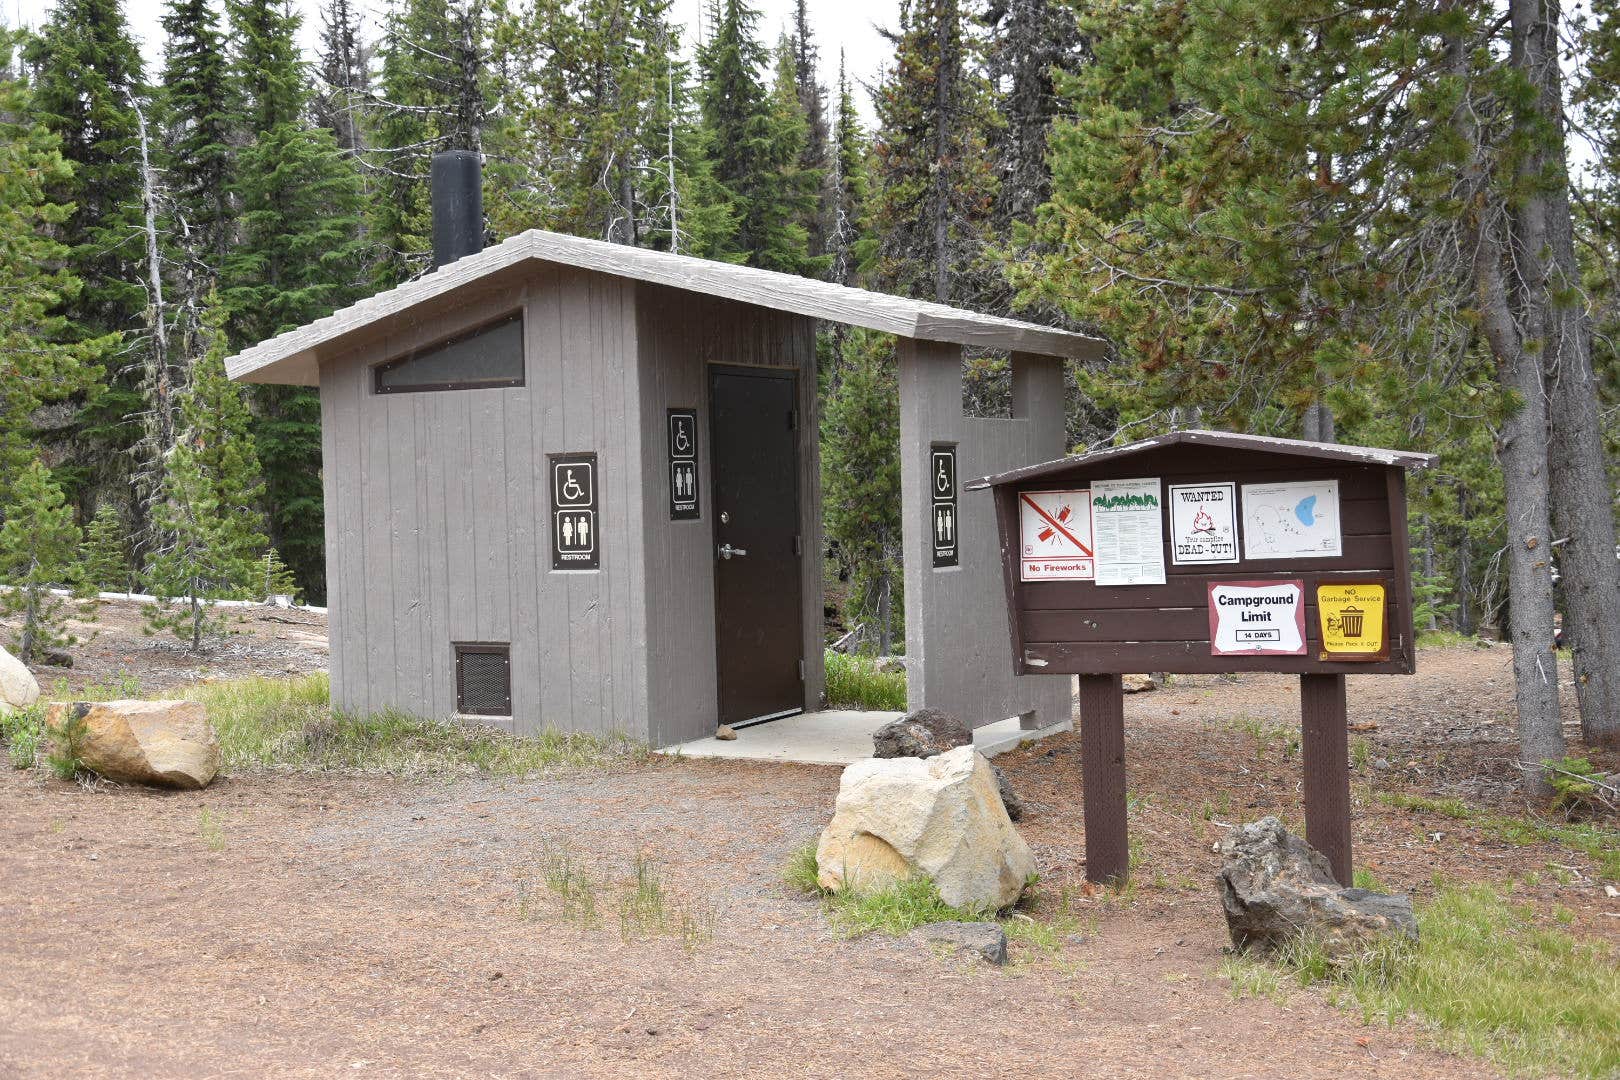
top-left (7, 0), bottom-right (897, 119)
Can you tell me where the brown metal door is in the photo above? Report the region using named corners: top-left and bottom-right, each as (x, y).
top-left (710, 366), bottom-right (804, 726)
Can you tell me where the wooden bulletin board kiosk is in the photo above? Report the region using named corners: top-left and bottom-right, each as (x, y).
top-left (966, 430), bottom-right (1436, 886)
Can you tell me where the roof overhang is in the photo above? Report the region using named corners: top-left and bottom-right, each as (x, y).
top-left (225, 229), bottom-right (1107, 386)
top-left (965, 429), bottom-right (1437, 491)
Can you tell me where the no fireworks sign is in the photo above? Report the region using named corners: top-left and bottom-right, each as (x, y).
top-left (1018, 490), bottom-right (1094, 581)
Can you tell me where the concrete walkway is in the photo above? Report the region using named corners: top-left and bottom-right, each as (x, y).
top-left (658, 710), bottom-right (1072, 766)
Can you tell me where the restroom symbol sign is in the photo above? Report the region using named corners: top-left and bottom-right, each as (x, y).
top-left (931, 445), bottom-right (959, 568)
top-left (550, 452), bottom-right (600, 569)
top-left (667, 409), bottom-right (700, 520)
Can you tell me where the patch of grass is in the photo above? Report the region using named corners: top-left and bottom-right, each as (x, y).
top-left (1352, 867), bottom-right (1390, 892)
top-left (520, 847), bottom-right (715, 951)
top-left (1416, 629), bottom-right (1477, 648)
top-left (1350, 736), bottom-right (1372, 770)
top-left (0, 704), bottom-right (47, 769)
top-left (197, 808), bottom-right (226, 852)
top-left (1220, 954), bottom-right (1289, 1003)
top-left (1263, 885), bottom-right (1620, 1079)
top-left (1379, 792), bottom-right (1620, 881)
top-left (155, 674), bottom-right (648, 777)
top-left (823, 651), bottom-right (907, 711)
top-left (46, 673), bottom-right (144, 701)
top-left (784, 839), bottom-right (822, 894)
top-left (823, 875), bottom-right (991, 936)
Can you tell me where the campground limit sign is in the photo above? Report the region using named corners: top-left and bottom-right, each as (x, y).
top-left (971, 430), bottom-right (1435, 887)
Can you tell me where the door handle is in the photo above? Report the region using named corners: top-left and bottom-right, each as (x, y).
top-left (718, 543), bottom-right (748, 560)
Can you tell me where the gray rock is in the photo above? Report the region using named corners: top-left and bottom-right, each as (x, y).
top-left (911, 920), bottom-right (1008, 966)
top-left (873, 708), bottom-right (1024, 820)
top-left (1218, 817), bottom-right (1417, 959)
top-left (873, 708), bottom-right (971, 759)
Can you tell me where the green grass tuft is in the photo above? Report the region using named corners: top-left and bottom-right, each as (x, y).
top-left (784, 839), bottom-right (823, 894)
top-left (1, 704), bottom-right (47, 769)
top-left (823, 651), bottom-right (907, 711)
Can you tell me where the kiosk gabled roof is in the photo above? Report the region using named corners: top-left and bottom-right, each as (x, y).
top-left (224, 228), bottom-right (1107, 385)
top-left (965, 429), bottom-right (1436, 491)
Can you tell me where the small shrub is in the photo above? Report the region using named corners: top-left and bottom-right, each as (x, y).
top-left (1, 704), bottom-right (48, 769)
top-left (44, 704), bottom-right (88, 780)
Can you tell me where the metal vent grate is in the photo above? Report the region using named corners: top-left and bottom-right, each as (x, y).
top-left (455, 644), bottom-right (511, 716)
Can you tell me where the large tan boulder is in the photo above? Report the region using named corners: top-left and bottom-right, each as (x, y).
top-left (0, 646), bottom-right (40, 716)
top-left (46, 700), bottom-right (221, 789)
top-left (816, 745), bottom-right (1035, 911)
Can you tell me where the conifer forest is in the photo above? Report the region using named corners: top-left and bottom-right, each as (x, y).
top-left (2, 0), bottom-right (1620, 777)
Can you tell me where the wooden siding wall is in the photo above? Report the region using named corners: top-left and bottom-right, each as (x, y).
top-left (899, 340), bottom-right (1072, 728)
top-left (634, 283), bottom-right (825, 747)
top-left (320, 267), bottom-right (652, 739)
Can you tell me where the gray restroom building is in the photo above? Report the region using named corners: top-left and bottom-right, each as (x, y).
top-left (226, 226), bottom-right (1104, 748)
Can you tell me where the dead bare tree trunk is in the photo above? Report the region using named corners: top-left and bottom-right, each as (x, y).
top-left (1511, 0), bottom-right (1620, 748)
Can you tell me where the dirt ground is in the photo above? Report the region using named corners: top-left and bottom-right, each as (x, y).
top-left (2, 607), bottom-right (1617, 1078)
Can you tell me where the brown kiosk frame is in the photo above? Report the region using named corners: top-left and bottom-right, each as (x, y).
top-left (967, 430), bottom-right (1435, 886)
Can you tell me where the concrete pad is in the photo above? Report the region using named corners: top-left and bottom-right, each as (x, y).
top-left (657, 710), bottom-right (1072, 766)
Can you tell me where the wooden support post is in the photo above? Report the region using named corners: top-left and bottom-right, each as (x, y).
top-left (1079, 673), bottom-right (1129, 885)
top-left (1300, 673), bottom-right (1352, 886)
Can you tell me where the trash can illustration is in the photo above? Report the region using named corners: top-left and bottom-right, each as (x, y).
top-left (1340, 606), bottom-right (1365, 638)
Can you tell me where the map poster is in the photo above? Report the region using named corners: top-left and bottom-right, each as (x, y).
top-left (1317, 580), bottom-right (1388, 660)
top-left (1240, 480), bottom-right (1342, 560)
top-left (1018, 489), bottom-right (1095, 581)
top-left (1208, 579), bottom-right (1307, 656)
top-left (1169, 482), bottom-right (1239, 565)
top-left (1091, 478), bottom-right (1167, 586)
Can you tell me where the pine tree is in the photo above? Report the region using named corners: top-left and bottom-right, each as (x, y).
top-left (821, 329), bottom-right (903, 654)
top-left (159, 0), bottom-right (238, 274)
top-left (496, 0), bottom-right (688, 245)
top-left (0, 32), bottom-right (103, 497)
top-left (315, 0), bottom-right (370, 154)
top-left (144, 299), bottom-right (269, 652)
top-left (695, 0), bottom-right (821, 273)
top-left (223, 0), bottom-right (368, 604)
top-left (981, 0), bottom-right (1083, 233)
top-left (787, 0), bottom-right (829, 258)
top-left (868, 0), bottom-right (998, 303)
top-left (370, 0), bottom-right (493, 283)
top-left (81, 503), bottom-right (132, 594)
top-left (22, 0), bottom-right (148, 507)
top-left (825, 52), bottom-right (869, 289)
top-left (0, 459), bottom-right (89, 663)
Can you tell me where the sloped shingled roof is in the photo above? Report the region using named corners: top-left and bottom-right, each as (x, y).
top-left (225, 229), bottom-right (1107, 386)
top-left (964, 429), bottom-right (1435, 491)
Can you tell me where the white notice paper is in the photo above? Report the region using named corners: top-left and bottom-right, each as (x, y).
top-left (1241, 480), bottom-right (1342, 559)
top-left (1169, 482), bottom-right (1240, 564)
top-left (1090, 478), bottom-right (1166, 586)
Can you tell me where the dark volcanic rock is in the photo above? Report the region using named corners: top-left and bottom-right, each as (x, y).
top-left (1218, 817), bottom-right (1418, 959)
top-left (872, 708), bottom-right (971, 759)
top-left (873, 708), bottom-right (1024, 820)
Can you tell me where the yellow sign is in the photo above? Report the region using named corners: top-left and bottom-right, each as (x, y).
top-left (1318, 582), bottom-right (1387, 659)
